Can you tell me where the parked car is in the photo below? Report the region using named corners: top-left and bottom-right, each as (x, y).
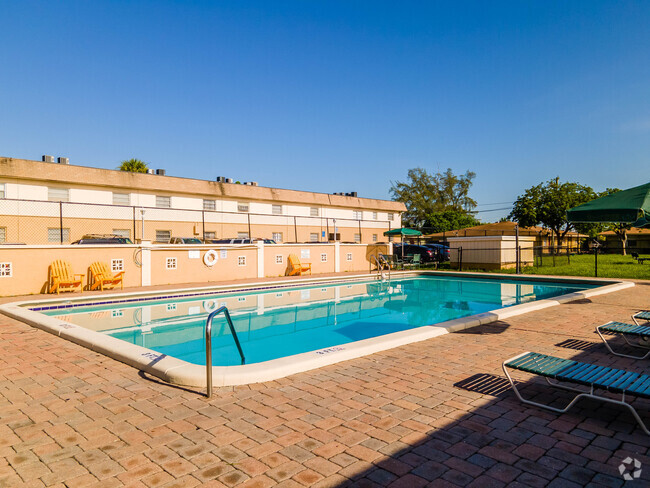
top-left (72, 234), bottom-right (133, 244)
top-left (424, 243), bottom-right (451, 262)
top-left (392, 244), bottom-right (436, 263)
top-left (169, 237), bottom-right (203, 244)
top-left (206, 238), bottom-right (276, 244)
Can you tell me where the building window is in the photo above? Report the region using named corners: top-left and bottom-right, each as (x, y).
top-left (166, 257), bottom-right (177, 269)
top-left (0, 262), bottom-right (11, 277)
top-left (238, 202), bottom-right (249, 213)
top-left (237, 232), bottom-right (249, 239)
top-left (204, 231), bottom-right (215, 239)
top-left (272, 204), bottom-right (283, 215)
top-left (111, 259), bottom-right (124, 272)
top-left (272, 232), bottom-right (283, 242)
top-left (310, 207), bottom-right (319, 217)
top-left (354, 233), bottom-right (361, 242)
top-left (372, 234), bottom-right (378, 242)
top-left (112, 192), bottom-right (130, 205)
top-left (156, 196), bottom-right (171, 208)
top-left (112, 229), bottom-right (130, 238)
top-left (0, 183), bottom-right (5, 199)
top-left (275, 255), bottom-right (283, 264)
top-left (346, 253), bottom-right (353, 262)
top-left (167, 303), bottom-right (177, 312)
top-left (203, 199), bottom-right (216, 211)
top-left (48, 228), bottom-right (70, 242)
top-left (353, 210), bottom-right (362, 220)
top-left (372, 212), bottom-right (377, 220)
top-left (321, 253), bottom-right (327, 262)
top-left (0, 227), bottom-right (5, 243)
top-left (48, 187), bottom-right (69, 202)
top-left (155, 230), bottom-right (171, 242)
top-left (387, 213), bottom-right (394, 221)
top-left (111, 310), bottom-right (123, 318)
top-left (238, 256), bottom-right (246, 266)
top-left (310, 233), bottom-right (319, 242)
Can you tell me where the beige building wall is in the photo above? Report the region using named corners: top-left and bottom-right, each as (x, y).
top-left (0, 242), bottom-right (392, 296)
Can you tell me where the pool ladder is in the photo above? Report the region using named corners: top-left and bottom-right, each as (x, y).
top-left (205, 306), bottom-right (245, 398)
top-left (370, 254), bottom-right (390, 282)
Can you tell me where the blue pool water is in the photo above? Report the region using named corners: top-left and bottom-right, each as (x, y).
top-left (42, 276), bottom-right (595, 366)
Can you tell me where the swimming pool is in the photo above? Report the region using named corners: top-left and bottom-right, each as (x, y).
top-left (0, 272), bottom-right (632, 386)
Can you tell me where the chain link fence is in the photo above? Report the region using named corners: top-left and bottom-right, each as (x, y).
top-left (0, 198), bottom-right (394, 245)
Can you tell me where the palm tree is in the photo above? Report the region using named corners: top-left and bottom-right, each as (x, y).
top-left (118, 159), bottom-right (149, 173)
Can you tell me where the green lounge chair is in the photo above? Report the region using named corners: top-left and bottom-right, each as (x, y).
top-left (596, 321), bottom-right (650, 359)
top-left (503, 352), bottom-right (650, 435)
top-left (633, 311), bottom-right (650, 325)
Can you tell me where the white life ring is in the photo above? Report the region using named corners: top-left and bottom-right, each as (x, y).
top-left (203, 299), bottom-right (218, 312)
top-left (203, 249), bottom-right (218, 267)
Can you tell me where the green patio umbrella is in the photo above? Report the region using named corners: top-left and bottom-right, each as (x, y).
top-left (383, 228), bottom-right (423, 259)
top-left (567, 182), bottom-right (650, 227)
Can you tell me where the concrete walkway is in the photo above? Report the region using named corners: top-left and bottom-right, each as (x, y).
top-left (1, 279), bottom-right (649, 487)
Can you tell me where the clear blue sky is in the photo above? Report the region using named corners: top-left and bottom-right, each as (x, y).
top-left (2, 1), bottom-right (649, 220)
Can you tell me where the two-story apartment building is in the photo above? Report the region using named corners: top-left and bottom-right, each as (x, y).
top-left (0, 157), bottom-right (405, 245)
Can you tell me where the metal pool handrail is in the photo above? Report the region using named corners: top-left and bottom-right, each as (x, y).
top-left (205, 306), bottom-right (245, 398)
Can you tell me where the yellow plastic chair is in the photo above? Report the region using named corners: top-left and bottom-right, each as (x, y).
top-left (287, 254), bottom-right (312, 276)
top-left (49, 260), bottom-right (84, 294)
top-left (89, 261), bottom-right (125, 291)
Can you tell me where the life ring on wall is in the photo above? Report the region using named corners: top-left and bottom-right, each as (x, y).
top-left (203, 300), bottom-right (218, 312)
top-left (203, 249), bottom-right (218, 267)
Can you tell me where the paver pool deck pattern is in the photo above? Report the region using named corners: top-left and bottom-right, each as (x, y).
top-left (1, 278), bottom-right (649, 487)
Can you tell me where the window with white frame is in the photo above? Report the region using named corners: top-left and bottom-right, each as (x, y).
top-left (275, 255), bottom-right (283, 264)
top-left (166, 257), bottom-right (177, 269)
top-left (155, 230), bottom-right (171, 242)
top-left (310, 207), bottom-right (319, 217)
top-left (238, 256), bottom-right (246, 266)
top-left (203, 199), bottom-right (216, 211)
top-left (48, 228), bottom-right (70, 242)
top-left (272, 232), bottom-right (283, 243)
top-left (321, 253), bottom-right (327, 262)
top-left (112, 229), bottom-right (130, 238)
top-left (353, 210), bottom-right (362, 220)
top-left (156, 195), bottom-right (171, 208)
top-left (387, 213), bottom-right (394, 221)
top-left (112, 192), bottom-right (130, 205)
top-left (204, 231), bottom-right (215, 239)
top-left (237, 202), bottom-right (249, 213)
top-left (0, 227), bottom-right (5, 243)
top-left (372, 234), bottom-right (378, 242)
top-left (111, 259), bottom-right (124, 272)
top-left (272, 204), bottom-right (282, 215)
top-left (0, 262), bottom-right (11, 277)
top-left (237, 231), bottom-right (249, 239)
top-left (167, 303), bottom-right (177, 312)
top-left (310, 233), bottom-right (319, 242)
top-left (372, 212), bottom-right (377, 220)
top-left (346, 253), bottom-right (353, 261)
top-left (354, 233), bottom-right (361, 242)
top-left (48, 187), bottom-right (69, 202)
top-left (0, 183), bottom-right (5, 199)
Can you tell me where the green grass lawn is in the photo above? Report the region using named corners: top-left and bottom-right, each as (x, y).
top-left (496, 254), bottom-right (650, 279)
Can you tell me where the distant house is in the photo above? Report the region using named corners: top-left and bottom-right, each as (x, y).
top-left (423, 221), bottom-right (586, 251)
top-left (599, 228), bottom-right (650, 253)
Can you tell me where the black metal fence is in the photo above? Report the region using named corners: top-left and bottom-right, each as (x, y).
top-left (0, 198), bottom-right (393, 245)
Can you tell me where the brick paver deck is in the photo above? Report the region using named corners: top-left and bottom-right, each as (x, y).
top-left (1, 280), bottom-right (649, 487)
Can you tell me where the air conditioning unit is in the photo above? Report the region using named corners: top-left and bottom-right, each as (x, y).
top-left (251, 181), bottom-right (258, 186)
top-left (349, 191), bottom-right (358, 197)
top-left (225, 178), bottom-right (233, 184)
top-left (146, 169), bottom-right (155, 174)
top-left (216, 176), bottom-right (226, 182)
top-left (57, 157), bottom-right (69, 165)
top-left (42, 155), bottom-right (55, 163)
top-left (156, 169), bottom-right (166, 176)
top-left (244, 182), bottom-right (253, 186)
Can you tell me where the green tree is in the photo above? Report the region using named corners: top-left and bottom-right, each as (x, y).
top-left (509, 177), bottom-right (596, 250)
top-left (423, 210), bottom-right (480, 234)
top-left (390, 167), bottom-right (477, 229)
top-left (118, 158), bottom-right (149, 173)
